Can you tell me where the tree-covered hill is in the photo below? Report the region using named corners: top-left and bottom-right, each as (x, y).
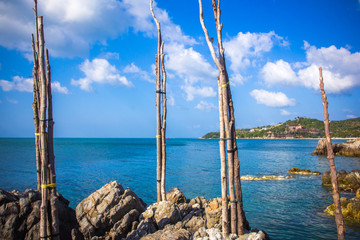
top-left (201, 117), bottom-right (360, 139)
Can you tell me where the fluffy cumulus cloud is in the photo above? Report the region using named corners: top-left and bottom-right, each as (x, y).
top-left (0, 0), bottom-right (135, 57)
top-left (195, 100), bottom-right (217, 111)
top-left (52, 81), bottom-right (70, 94)
top-left (261, 60), bottom-right (298, 86)
top-left (0, 76), bottom-right (69, 94)
top-left (181, 85), bottom-right (216, 101)
top-left (0, 0), bottom-right (198, 58)
top-left (0, 76), bottom-right (33, 92)
top-left (280, 109), bottom-right (291, 116)
top-left (123, 63), bottom-right (152, 83)
top-left (166, 43), bottom-right (217, 84)
top-left (166, 43), bottom-right (218, 101)
top-left (71, 58), bottom-right (133, 91)
top-left (250, 89), bottom-right (296, 107)
top-left (224, 31), bottom-right (288, 85)
top-left (260, 42), bottom-right (360, 93)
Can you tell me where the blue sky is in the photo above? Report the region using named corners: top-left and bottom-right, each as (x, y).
top-left (0, 0), bottom-right (360, 138)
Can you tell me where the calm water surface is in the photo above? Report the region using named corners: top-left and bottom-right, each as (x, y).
top-left (0, 138), bottom-right (359, 239)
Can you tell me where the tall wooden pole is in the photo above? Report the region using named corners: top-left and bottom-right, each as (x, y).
top-left (31, 34), bottom-right (41, 191)
top-left (37, 16), bottom-right (50, 239)
top-left (150, 0), bottom-right (167, 202)
top-left (160, 42), bottom-right (167, 201)
top-left (218, 78), bottom-right (229, 235)
top-left (46, 49), bottom-right (60, 240)
top-left (199, 0), bottom-right (248, 235)
top-left (319, 67), bottom-right (345, 240)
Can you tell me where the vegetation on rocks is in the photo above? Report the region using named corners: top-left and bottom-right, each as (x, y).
top-left (321, 170), bottom-right (360, 193)
top-left (288, 168), bottom-right (321, 175)
top-left (202, 117), bottom-right (360, 139)
top-left (324, 189), bottom-right (360, 223)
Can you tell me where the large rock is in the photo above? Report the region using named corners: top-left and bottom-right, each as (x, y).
top-left (205, 198), bottom-right (222, 229)
top-left (312, 138), bottom-right (360, 157)
top-left (324, 189), bottom-right (360, 222)
top-left (141, 224), bottom-right (190, 240)
top-left (76, 181), bottom-right (146, 239)
top-left (0, 189), bottom-right (79, 240)
top-left (321, 169), bottom-right (360, 192)
top-left (166, 188), bottom-right (186, 204)
top-left (288, 168), bottom-right (320, 175)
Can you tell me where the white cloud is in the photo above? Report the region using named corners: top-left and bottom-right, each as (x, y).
top-left (166, 43), bottom-right (217, 84)
top-left (261, 42), bottom-right (360, 93)
top-left (224, 31), bottom-right (288, 79)
top-left (165, 43), bottom-right (218, 101)
top-left (280, 109), bottom-right (291, 116)
top-left (123, 63), bottom-right (152, 83)
top-left (0, 76), bottom-right (33, 92)
top-left (52, 81), bottom-right (69, 94)
top-left (250, 89), bottom-right (296, 107)
top-left (71, 58), bottom-right (133, 91)
top-left (261, 60), bottom-right (298, 86)
top-left (195, 101), bottom-right (217, 111)
top-left (0, 0), bottom-right (134, 57)
top-left (346, 115), bottom-right (357, 119)
top-left (167, 94), bottom-right (175, 106)
top-left (0, 0), bottom-right (196, 58)
top-left (181, 85), bottom-right (216, 101)
top-left (6, 98), bottom-right (18, 104)
top-left (0, 76), bottom-right (69, 94)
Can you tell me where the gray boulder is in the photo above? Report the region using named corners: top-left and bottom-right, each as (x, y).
top-left (75, 181), bottom-right (146, 239)
top-left (166, 188), bottom-right (187, 204)
top-left (0, 189), bottom-right (78, 240)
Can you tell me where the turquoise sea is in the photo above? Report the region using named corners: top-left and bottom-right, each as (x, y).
top-left (0, 138), bottom-right (360, 239)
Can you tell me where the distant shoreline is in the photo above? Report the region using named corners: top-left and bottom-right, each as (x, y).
top-left (199, 137), bottom-right (358, 140)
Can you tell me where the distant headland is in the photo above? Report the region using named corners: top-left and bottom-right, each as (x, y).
top-left (201, 117), bottom-right (360, 139)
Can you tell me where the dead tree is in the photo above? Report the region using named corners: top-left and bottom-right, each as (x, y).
top-left (150, 0), bottom-right (167, 202)
top-left (32, 1), bottom-right (60, 239)
top-left (319, 67), bottom-right (345, 240)
top-left (199, 0), bottom-right (249, 236)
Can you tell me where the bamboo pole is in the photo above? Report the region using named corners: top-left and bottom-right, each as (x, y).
top-left (46, 49), bottom-right (60, 240)
top-left (150, 0), bottom-right (163, 202)
top-left (160, 42), bottom-right (167, 201)
top-left (319, 67), bottom-right (345, 240)
top-left (37, 16), bottom-right (50, 239)
top-left (31, 34), bottom-right (41, 191)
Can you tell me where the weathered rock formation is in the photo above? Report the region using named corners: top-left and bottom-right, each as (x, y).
top-left (1, 182), bottom-right (269, 240)
top-left (241, 175), bottom-right (293, 181)
top-left (321, 169), bottom-right (360, 192)
top-left (312, 138), bottom-right (360, 157)
top-left (0, 189), bottom-right (79, 240)
top-left (75, 181), bottom-right (146, 240)
top-left (324, 189), bottom-right (360, 223)
top-left (288, 168), bottom-right (321, 175)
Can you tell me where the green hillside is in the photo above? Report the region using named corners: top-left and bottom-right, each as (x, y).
top-left (201, 117), bottom-right (360, 139)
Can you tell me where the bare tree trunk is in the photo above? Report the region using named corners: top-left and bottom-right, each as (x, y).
top-left (160, 42), bottom-right (167, 201)
top-left (319, 67), bottom-right (345, 240)
top-left (150, 0), bottom-right (163, 202)
top-left (37, 16), bottom-right (50, 240)
top-left (46, 49), bottom-right (60, 240)
top-left (31, 34), bottom-right (41, 191)
top-left (218, 79), bottom-right (229, 235)
top-left (199, 0), bottom-right (248, 235)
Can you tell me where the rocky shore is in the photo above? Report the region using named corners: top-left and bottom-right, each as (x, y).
top-left (0, 181), bottom-right (269, 240)
top-left (321, 169), bottom-right (360, 192)
top-left (321, 169), bottom-right (360, 222)
top-left (312, 138), bottom-right (360, 157)
top-left (288, 168), bottom-right (320, 175)
top-left (324, 189), bottom-right (360, 223)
